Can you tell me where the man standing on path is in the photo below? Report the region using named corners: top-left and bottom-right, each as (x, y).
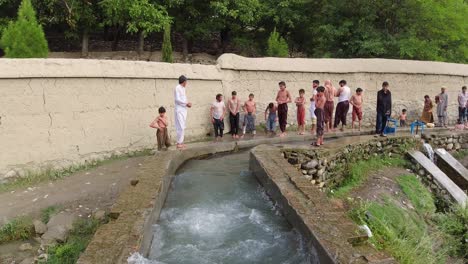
top-left (334, 80), bottom-right (351, 131)
top-left (174, 75), bottom-right (192, 149)
top-left (276, 81), bottom-right (292, 137)
top-left (376, 81), bottom-right (392, 137)
top-left (323, 80), bottom-right (336, 132)
top-left (438, 86), bottom-right (449, 127)
top-left (458, 86), bottom-right (468, 125)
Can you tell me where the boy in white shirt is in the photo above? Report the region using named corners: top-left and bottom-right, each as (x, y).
top-left (211, 94), bottom-right (226, 141)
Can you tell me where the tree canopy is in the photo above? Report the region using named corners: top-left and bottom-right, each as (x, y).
top-left (0, 0), bottom-right (466, 62)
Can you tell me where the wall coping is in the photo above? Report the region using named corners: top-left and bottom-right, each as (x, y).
top-left (0, 54), bottom-right (467, 79)
top-left (0, 58), bottom-right (222, 80)
top-left (217, 54), bottom-right (468, 76)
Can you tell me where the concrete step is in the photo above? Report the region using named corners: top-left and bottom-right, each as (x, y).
top-left (434, 148), bottom-right (468, 190)
top-left (408, 150), bottom-right (467, 206)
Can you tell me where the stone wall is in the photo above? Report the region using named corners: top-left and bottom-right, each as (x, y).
top-left (1, 54), bottom-right (467, 180)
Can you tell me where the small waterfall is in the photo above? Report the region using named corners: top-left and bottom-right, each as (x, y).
top-left (423, 143), bottom-right (435, 163)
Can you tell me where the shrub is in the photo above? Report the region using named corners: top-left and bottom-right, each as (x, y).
top-left (0, 216), bottom-right (34, 243)
top-left (266, 28), bottom-right (289, 57)
top-left (0, 0), bottom-right (48, 58)
top-left (161, 23), bottom-right (173, 63)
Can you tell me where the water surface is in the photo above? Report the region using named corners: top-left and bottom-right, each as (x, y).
top-left (140, 152), bottom-right (311, 264)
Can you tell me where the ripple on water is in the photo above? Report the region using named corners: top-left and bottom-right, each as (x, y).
top-left (129, 152), bottom-right (312, 264)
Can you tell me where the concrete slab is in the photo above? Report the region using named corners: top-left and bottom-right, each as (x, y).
top-left (435, 148), bottom-right (468, 190)
top-left (408, 150), bottom-right (467, 206)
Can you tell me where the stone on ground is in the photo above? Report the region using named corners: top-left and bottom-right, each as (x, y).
top-left (41, 212), bottom-right (77, 243)
top-left (33, 220), bottom-right (47, 235)
top-left (93, 210), bottom-right (106, 221)
top-left (19, 243), bottom-right (33, 251)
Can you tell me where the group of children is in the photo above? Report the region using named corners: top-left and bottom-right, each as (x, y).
top-left (150, 80), bottom-right (366, 149)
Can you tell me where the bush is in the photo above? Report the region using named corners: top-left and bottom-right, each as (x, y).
top-left (266, 28), bottom-right (289, 57)
top-left (161, 23), bottom-right (173, 63)
top-left (0, 216), bottom-right (34, 243)
top-left (0, 0), bottom-right (48, 58)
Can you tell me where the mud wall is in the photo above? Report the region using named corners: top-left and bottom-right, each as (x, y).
top-left (1, 55), bottom-right (467, 180)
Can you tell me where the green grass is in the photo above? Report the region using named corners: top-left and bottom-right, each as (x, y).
top-left (330, 156), bottom-right (407, 198)
top-left (0, 216), bottom-right (34, 244)
top-left (46, 218), bottom-right (101, 264)
top-left (396, 175), bottom-right (436, 216)
top-left (433, 205), bottom-right (468, 258)
top-left (451, 149), bottom-right (468, 160)
top-left (0, 149), bottom-right (153, 194)
top-left (41, 205), bottom-right (61, 224)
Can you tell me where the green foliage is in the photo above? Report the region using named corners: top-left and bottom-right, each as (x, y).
top-left (162, 23), bottom-right (173, 63)
top-left (0, 0), bottom-right (48, 58)
top-left (434, 205), bottom-right (468, 258)
top-left (331, 157), bottom-right (407, 198)
top-left (396, 175), bottom-right (436, 216)
top-left (266, 28), bottom-right (288, 57)
top-left (0, 216), bottom-right (34, 244)
top-left (41, 205), bottom-right (61, 224)
top-left (46, 218), bottom-right (100, 264)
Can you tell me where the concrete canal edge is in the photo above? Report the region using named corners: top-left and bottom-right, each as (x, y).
top-left (250, 145), bottom-right (396, 264)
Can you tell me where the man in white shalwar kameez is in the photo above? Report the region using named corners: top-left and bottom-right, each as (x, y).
top-left (174, 75), bottom-right (191, 149)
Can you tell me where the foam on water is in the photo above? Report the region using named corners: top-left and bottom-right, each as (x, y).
top-left (130, 152), bottom-right (312, 264)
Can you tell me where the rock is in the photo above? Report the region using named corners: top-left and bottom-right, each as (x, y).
top-left (418, 169), bottom-right (425, 176)
top-left (446, 143), bottom-right (454, 150)
top-left (304, 175), bottom-right (313, 180)
top-left (307, 169), bottom-right (317, 175)
top-left (287, 157), bottom-right (298, 164)
top-left (33, 220), bottom-right (47, 235)
top-left (462, 143), bottom-right (468, 149)
top-left (94, 210), bottom-right (106, 221)
top-left (19, 243), bottom-right (33, 251)
top-left (455, 143), bottom-right (461, 150)
top-left (4, 170), bottom-right (17, 178)
top-left (38, 253), bottom-right (48, 261)
top-left (310, 180), bottom-right (316, 185)
top-left (376, 142), bottom-right (382, 148)
top-left (447, 138), bottom-right (453, 143)
top-left (42, 212), bottom-right (77, 243)
top-left (130, 179), bottom-right (139, 186)
top-left (301, 159), bottom-right (319, 170)
top-left (319, 182), bottom-right (325, 188)
top-left (301, 170), bottom-right (307, 175)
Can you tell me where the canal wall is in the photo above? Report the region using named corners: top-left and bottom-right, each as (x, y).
top-left (1, 55), bottom-right (468, 180)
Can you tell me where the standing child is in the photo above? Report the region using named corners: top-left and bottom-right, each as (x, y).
top-left (324, 80), bottom-right (336, 132)
top-left (295, 89), bottom-right (306, 135)
top-left (211, 94), bottom-right (225, 141)
top-left (313, 86), bottom-right (326, 146)
top-left (264, 103), bottom-right (278, 136)
top-left (242, 93), bottom-right (257, 138)
top-left (228, 91), bottom-right (241, 139)
top-left (350, 88), bottom-right (364, 131)
top-left (149, 107), bottom-right (171, 151)
top-left (399, 109), bottom-right (407, 127)
top-left (309, 80), bottom-right (319, 135)
top-left (276, 81), bottom-right (292, 137)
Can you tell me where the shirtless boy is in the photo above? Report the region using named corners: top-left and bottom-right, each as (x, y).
top-left (242, 93), bottom-right (257, 138)
top-left (210, 94), bottom-right (225, 142)
top-left (350, 88), bottom-right (363, 131)
top-left (276, 81), bottom-right (292, 137)
top-left (228, 91), bottom-right (241, 139)
top-left (295, 89), bottom-right (306, 135)
top-left (313, 86), bottom-right (326, 146)
top-left (324, 80), bottom-right (336, 132)
top-left (309, 80), bottom-right (319, 135)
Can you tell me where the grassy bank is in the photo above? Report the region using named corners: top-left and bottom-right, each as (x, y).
top-left (349, 174), bottom-right (467, 263)
top-left (0, 149), bottom-right (153, 194)
top-left (330, 156), bottom-right (407, 198)
top-left (0, 216), bottom-right (34, 244)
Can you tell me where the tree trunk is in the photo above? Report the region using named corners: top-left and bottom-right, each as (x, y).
top-left (138, 31), bottom-right (145, 55)
top-left (81, 29), bottom-right (89, 58)
top-left (182, 36), bottom-right (188, 62)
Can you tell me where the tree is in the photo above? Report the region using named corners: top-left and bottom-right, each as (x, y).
top-left (100, 0), bottom-right (171, 54)
top-left (0, 0), bottom-right (48, 58)
top-left (161, 23), bottom-right (173, 63)
top-left (266, 28), bottom-right (288, 57)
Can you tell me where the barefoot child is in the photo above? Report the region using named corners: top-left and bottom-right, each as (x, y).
top-left (276, 81), bottom-right (292, 137)
top-left (350, 88), bottom-right (363, 130)
top-left (295, 89), bottom-right (306, 135)
top-left (149, 107), bottom-right (171, 151)
top-left (313, 86), bottom-right (326, 146)
top-left (324, 80), bottom-right (336, 132)
top-left (242, 93), bottom-right (257, 138)
top-left (211, 94), bottom-right (225, 141)
top-left (309, 80), bottom-right (319, 135)
top-left (264, 103), bottom-right (277, 136)
top-left (228, 91), bottom-right (241, 139)
top-left (399, 109), bottom-right (407, 127)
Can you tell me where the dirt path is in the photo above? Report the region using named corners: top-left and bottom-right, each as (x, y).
top-left (0, 156), bottom-right (148, 225)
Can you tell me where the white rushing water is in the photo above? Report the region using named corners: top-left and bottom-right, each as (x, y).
top-left (423, 143), bottom-right (435, 163)
top-left (129, 152), bottom-right (312, 264)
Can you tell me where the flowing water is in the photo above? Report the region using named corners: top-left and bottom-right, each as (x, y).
top-left (423, 143), bottom-right (435, 163)
top-left (129, 152), bottom-right (311, 264)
